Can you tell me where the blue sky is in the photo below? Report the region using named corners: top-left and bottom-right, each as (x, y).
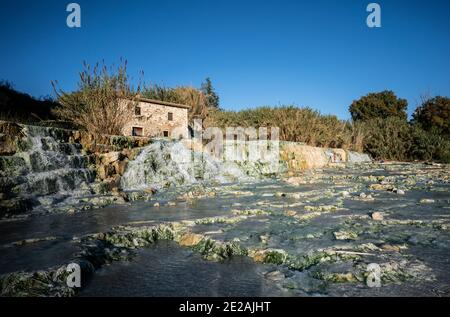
top-left (0, 0), bottom-right (449, 119)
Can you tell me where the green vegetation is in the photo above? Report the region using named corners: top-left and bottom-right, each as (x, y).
top-left (409, 125), bottom-right (450, 163)
top-left (349, 90), bottom-right (408, 122)
top-left (412, 96), bottom-right (450, 136)
top-left (0, 81), bottom-right (59, 123)
top-left (141, 83), bottom-right (212, 122)
top-left (1, 61), bottom-right (448, 163)
top-left (350, 92), bottom-right (450, 163)
top-left (52, 60), bottom-right (137, 135)
top-left (362, 117), bottom-right (412, 161)
top-left (208, 106), bottom-right (364, 151)
top-left (201, 77), bottom-right (220, 109)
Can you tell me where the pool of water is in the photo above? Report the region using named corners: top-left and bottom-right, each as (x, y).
top-left (1, 164), bottom-right (449, 297)
top-left (79, 240), bottom-right (291, 297)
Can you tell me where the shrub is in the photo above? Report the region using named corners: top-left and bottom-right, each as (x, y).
top-left (207, 105), bottom-right (362, 151)
top-left (362, 117), bottom-right (412, 161)
top-left (141, 84), bottom-right (183, 104)
top-left (142, 84), bottom-right (211, 123)
top-left (173, 86), bottom-right (210, 122)
top-left (349, 90), bottom-right (408, 122)
top-left (52, 60), bottom-right (137, 135)
top-left (409, 125), bottom-right (450, 163)
top-left (412, 96), bottom-right (450, 136)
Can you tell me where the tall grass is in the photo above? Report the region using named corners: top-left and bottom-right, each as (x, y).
top-left (362, 117), bottom-right (450, 163)
top-left (142, 85), bottom-right (211, 123)
top-left (52, 60), bottom-right (138, 135)
top-left (207, 106), bottom-right (364, 151)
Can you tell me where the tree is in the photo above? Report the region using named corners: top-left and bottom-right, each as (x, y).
top-left (412, 96), bottom-right (450, 136)
top-left (201, 77), bottom-right (220, 109)
top-left (349, 90), bottom-right (408, 122)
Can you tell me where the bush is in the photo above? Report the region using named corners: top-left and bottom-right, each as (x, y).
top-left (349, 90), bottom-right (408, 122)
top-left (173, 87), bottom-right (210, 122)
top-left (52, 60), bottom-right (137, 135)
top-left (207, 105), bottom-right (362, 151)
top-left (362, 117), bottom-right (412, 161)
top-left (412, 96), bottom-right (450, 136)
top-left (409, 125), bottom-right (450, 163)
top-left (359, 118), bottom-right (450, 163)
top-left (141, 84), bottom-right (183, 104)
top-left (142, 84), bottom-right (211, 123)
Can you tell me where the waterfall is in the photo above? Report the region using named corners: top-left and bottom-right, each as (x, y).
top-left (120, 140), bottom-right (249, 191)
top-left (347, 151), bottom-right (372, 164)
top-left (1, 125), bottom-right (95, 198)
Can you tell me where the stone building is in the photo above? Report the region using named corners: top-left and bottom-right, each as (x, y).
top-left (121, 97), bottom-right (189, 138)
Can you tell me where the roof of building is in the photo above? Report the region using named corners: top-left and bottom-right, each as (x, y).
top-left (136, 96), bottom-right (190, 109)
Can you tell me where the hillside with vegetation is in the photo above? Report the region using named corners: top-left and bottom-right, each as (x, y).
top-left (0, 81), bottom-right (59, 123)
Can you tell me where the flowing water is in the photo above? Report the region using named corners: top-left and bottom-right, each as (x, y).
top-left (12, 125), bottom-right (94, 196)
top-left (1, 163), bottom-right (449, 296)
top-left (0, 128), bottom-right (449, 297)
top-left (120, 140), bottom-right (249, 191)
top-left (0, 125), bottom-right (95, 216)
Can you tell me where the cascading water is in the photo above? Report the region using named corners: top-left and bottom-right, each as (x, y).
top-left (1, 125), bottom-right (95, 199)
top-left (347, 151), bottom-right (372, 164)
top-left (120, 140), bottom-right (249, 191)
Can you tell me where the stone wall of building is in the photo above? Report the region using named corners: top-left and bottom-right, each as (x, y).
top-left (121, 99), bottom-right (189, 138)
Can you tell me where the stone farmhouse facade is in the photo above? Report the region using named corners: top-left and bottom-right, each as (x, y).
top-left (121, 97), bottom-right (189, 139)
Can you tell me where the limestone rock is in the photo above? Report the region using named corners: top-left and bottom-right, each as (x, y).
top-left (420, 199), bottom-right (435, 204)
top-left (333, 230), bottom-right (358, 240)
top-left (265, 270), bottom-right (285, 281)
top-left (100, 151), bottom-right (121, 165)
top-left (178, 233), bottom-right (204, 246)
top-left (370, 183), bottom-right (394, 191)
top-left (341, 191), bottom-right (350, 197)
top-left (285, 210), bottom-right (297, 217)
top-left (144, 187), bottom-right (157, 195)
top-left (259, 234), bottom-right (270, 244)
top-left (113, 159), bottom-right (128, 176)
top-left (370, 211), bottom-right (384, 221)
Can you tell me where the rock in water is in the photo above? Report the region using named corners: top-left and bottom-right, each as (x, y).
top-left (370, 212), bottom-right (384, 221)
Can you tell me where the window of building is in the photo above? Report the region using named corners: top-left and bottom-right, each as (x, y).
top-left (135, 106), bottom-right (141, 116)
top-left (132, 127), bottom-right (143, 137)
top-left (168, 112), bottom-right (173, 121)
top-left (163, 131), bottom-right (169, 137)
